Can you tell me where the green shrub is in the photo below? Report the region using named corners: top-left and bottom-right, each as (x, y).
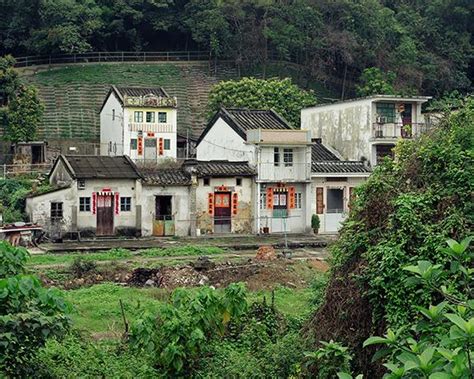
top-left (0, 240), bottom-right (29, 276)
top-left (37, 334), bottom-right (157, 378)
top-left (304, 340), bottom-right (353, 378)
top-left (69, 257), bottom-right (97, 278)
top-left (311, 214), bottom-right (320, 231)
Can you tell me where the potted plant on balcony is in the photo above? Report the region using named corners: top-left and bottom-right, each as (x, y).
top-left (311, 214), bottom-right (320, 234)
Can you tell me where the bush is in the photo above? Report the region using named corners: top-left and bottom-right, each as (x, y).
top-left (304, 340), bottom-right (353, 378)
top-left (69, 257), bottom-right (97, 278)
top-left (0, 241), bottom-right (71, 377)
top-left (0, 240), bottom-right (29, 276)
top-left (311, 214), bottom-right (320, 231)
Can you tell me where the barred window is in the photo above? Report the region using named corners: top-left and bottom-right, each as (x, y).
top-left (51, 202), bottom-right (63, 219)
top-left (120, 197), bottom-right (131, 212)
top-left (134, 111), bottom-right (143, 123)
top-left (79, 197), bottom-right (91, 212)
top-left (283, 149), bottom-right (293, 167)
top-left (146, 111), bottom-right (155, 123)
top-left (158, 112), bottom-right (167, 123)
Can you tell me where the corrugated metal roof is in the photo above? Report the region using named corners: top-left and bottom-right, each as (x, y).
top-left (115, 86), bottom-right (169, 98)
top-left (142, 169), bottom-right (191, 186)
top-left (311, 161), bottom-right (370, 174)
top-left (63, 155), bottom-right (141, 179)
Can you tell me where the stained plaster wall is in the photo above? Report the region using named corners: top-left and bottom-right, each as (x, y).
top-left (195, 176), bottom-right (255, 234)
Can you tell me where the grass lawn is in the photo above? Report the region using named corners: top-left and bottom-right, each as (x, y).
top-left (28, 246), bottom-right (226, 267)
top-left (64, 282), bottom-right (315, 339)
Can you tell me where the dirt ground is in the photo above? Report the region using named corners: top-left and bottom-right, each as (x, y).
top-left (38, 256), bottom-right (329, 291)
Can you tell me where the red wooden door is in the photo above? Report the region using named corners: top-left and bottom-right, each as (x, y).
top-left (214, 192), bottom-right (231, 233)
top-left (96, 194), bottom-right (114, 235)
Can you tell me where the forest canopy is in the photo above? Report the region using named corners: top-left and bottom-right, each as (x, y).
top-left (0, 0), bottom-right (472, 96)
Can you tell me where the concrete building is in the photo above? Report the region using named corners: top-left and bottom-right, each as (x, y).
top-left (301, 95), bottom-right (432, 166)
top-left (100, 86), bottom-right (178, 163)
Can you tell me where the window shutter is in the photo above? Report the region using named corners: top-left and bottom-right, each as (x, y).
top-left (159, 138), bottom-right (164, 155)
top-left (316, 187), bottom-right (324, 214)
top-left (266, 187), bottom-right (274, 209)
top-left (138, 137), bottom-right (143, 156)
top-left (232, 193), bottom-right (238, 215)
top-left (208, 193), bottom-right (214, 216)
top-left (288, 187), bottom-right (296, 209)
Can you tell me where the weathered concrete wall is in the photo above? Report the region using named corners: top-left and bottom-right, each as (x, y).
top-left (301, 99), bottom-right (373, 162)
top-left (310, 176), bottom-right (367, 233)
top-left (196, 117), bottom-right (256, 163)
top-left (141, 184), bottom-right (190, 236)
top-left (195, 176), bottom-right (254, 234)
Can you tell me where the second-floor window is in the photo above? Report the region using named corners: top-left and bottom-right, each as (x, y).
top-left (376, 103), bottom-right (395, 123)
top-left (283, 149), bottom-right (293, 167)
top-left (146, 111), bottom-right (155, 123)
top-left (158, 112), bottom-right (167, 123)
top-left (112, 109), bottom-right (115, 121)
top-left (134, 111), bottom-right (143, 123)
top-left (274, 147), bottom-right (280, 167)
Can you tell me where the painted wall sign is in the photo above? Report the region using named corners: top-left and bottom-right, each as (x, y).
top-left (92, 192), bottom-right (97, 214)
top-left (114, 192), bottom-right (120, 215)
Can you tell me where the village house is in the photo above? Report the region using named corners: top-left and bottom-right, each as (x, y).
top-left (100, 86), bottom-right (178, 162)
top-left (301, 95), bottom-right (432, 166)
top-left (26, 155), bottom-right (143, 239)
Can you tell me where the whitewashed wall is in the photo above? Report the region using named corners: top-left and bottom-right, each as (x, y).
top-left (141, 185), bottom-right (191, 236)
top-left (196, 118), bottom-right (256, 163)
top-left (100, 93), bottom-right (124, 156)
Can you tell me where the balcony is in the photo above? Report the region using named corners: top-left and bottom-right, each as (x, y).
top-left (129, 122), bottom-right (175, 133)
top-left (257, 162), bottom-right (311, 182)
top-left (372, 123), bottom-right (428, 140)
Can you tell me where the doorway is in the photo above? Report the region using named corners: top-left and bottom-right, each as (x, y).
top-left (96, 194), bottom-right (114, 235)
top-left (214, 192), bottom-right (231, 233)
top-left (144, 138), bottom-right (157, 161)
top-left (272, 192), bottom-right (288, 233)
top-left (325, 188), bottom-right (344, 232)
top-left (153, 196), bottom-right (174, 236)
top-left (31, 145), bottom-right (45, 164)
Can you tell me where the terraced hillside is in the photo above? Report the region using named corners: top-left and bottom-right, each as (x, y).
top-left (21, 62), bottom-right (238, 141)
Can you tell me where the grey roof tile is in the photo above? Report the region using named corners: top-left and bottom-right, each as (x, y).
top-left (186, 160), bottom-right (256, 177)
top-left (311, 161), bottom-right (370, 174)
top-left (63, 155), bottom-right (141, 179)
top-left (142, 169), bottom-right (191, 186)
top-left (311, 141), bottom-right (339, 161)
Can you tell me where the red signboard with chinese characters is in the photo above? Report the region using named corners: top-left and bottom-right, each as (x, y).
top-left (266, 187), bottom-right (274, 209)
top-left (159, 138), bottom-right (164, 155)
top-left (114, 192), bottom-right (119, 215)
top-left (138, 137), bottom-right (143, 155)
top-left (288, 187), bottom-right (295, 209)
top-left (232, 193), bottom-right (238, 215)
top-left (208, 193), bottom-right (214, 215)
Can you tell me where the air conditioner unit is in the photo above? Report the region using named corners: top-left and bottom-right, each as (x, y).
top-left (376, 116), bottom-right (387, 124)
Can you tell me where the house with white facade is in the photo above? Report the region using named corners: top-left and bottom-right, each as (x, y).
top-left (301, 95), bottom-right (432, 166)
top-left (100, 86), bottom-right (178, 163)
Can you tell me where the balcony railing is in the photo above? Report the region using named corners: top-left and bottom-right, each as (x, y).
top-left (372, 123), bottom-right (428, 139)
top-left (257, 162), bottom-right (311, 182)
top-left (129, 122), bottom-right (175, 133)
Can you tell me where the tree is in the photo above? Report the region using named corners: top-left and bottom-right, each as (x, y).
top-left (207, 77), bottom-right (316, 127)
top-left (356, 67), bottom-right (397, 96)
top-left (5, 85), bottom-right (44, 143)
top-left (0, 241), bottom-right (71, 377)
top-left (0, 55), bottom-right (20, 106)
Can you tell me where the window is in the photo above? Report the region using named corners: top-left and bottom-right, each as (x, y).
top-left (203, 177), bottom-right (210, 186)
top-left (134, 111), bottom-right (143, 123)
top-left (376, 103), bottom-right (396, 123)
top-left (77, 179), bottom-right (85, 190)
top-left (158, 112), bottom-right (167, 123)
top-left (50, 202), bottom-right (63, 219)
top-left (108, 141), bottom-right (112, 152)
top-left (295, 193), bottom-right (302, 209)
top-left (259, 192), bottom-right (266, 209)
top-left (164, 139), bottom-right (171, 150)
top-left (283, 149), bottom-right (293, 167)
top-left (146, 111), bottom-right (155, 123)
top-left (79, 197), bottom-right (91, 212)
top-left (236, 178), bottom-right (242, 186)
top-left (130, 138), bottom-right (137, 150)
top-left (274, 147), bottom-right (280, 167)
top-left (120, 197), bottom-right (131, 212)
top-left (112, 109), bottom-right (115, 121)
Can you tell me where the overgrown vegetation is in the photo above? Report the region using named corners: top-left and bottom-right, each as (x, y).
top-left (308, 97), bottom-right (474, 376)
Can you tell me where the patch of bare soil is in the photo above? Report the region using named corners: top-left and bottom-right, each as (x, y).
top-left (40, 257), bottom-right (326, 291)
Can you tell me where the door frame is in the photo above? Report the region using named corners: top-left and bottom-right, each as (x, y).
top-left (96, 193), bottom-right (114, 236)
top-left (213, 191), bottom-right (232, 233)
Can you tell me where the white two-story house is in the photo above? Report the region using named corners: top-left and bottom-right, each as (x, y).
top-left (301, 95), bottom-right (432, 166)
top-left (100, 86), bottom-right (178, 163)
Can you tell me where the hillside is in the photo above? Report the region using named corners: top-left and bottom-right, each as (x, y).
top-left (21, 62), bottom-right (238, 141)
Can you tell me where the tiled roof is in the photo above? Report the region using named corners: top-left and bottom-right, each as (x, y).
top-left (186, 160), bottom-right (256, 177)
top-left (312, 161), bottom-right (370, 174)
top-left (196, 107), bottom-right (293, 145)
top-left (311, 141), bottom-right (339, 161)
top-left (142, 169), bottom-right (191, 186)
top-left (61, 155), bottom-right (141, 179)
top-left (115, 86), bottom-right (169, 98)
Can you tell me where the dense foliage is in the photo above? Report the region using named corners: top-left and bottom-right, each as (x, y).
top-left (0, 242), bottom-right (71, 377)
top-left (308, 97), bottom-right (474, 375)
top-left (207, 77), bottom-right (315, 126)
top-left (0, 0), bottom-right (472, 95)
top-left (0, 56), bottom-right (43, 143)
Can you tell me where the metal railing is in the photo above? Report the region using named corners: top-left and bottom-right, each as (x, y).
top-left (129, 123), bottom-right (175, 133)
top-left (372, 123), bottom-right (428, 139)
top-left (2, 163), bottom-right (52, 178)
top-left (14, 51), bottom-right (210, 68)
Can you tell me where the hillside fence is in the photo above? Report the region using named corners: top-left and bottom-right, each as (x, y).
top-left (13, 51), bottom-right (212, 68)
